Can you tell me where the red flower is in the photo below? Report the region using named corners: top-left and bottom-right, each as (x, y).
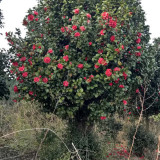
top-left (48, 49), bottom-right (53, 53)
top-left (115, 48), bottom-right (120, 53)
top-left (34, 77), bottom-right (40, 82)
top-left (63, 81), bottom-right (69, 87)
top-left (77, 64), bottom-right (83, 69)
top-left (61, 27), bottom-right (65, 32)
top-left (135, 52), bottom-right (141, 57)
top-left (74, 8), bottom-right (79, 14)
top-left (63, 55), bottom-right (69, 62)
top-left (89, 42), bottom-right (92, 46)
top-left (57, 63), bottom-right (63, 69)
top-left (20, 57), bottom-right (26, 62)
top-left (136, 38), bottom-right (141, 44)
top-left (33, 44), bottom-right (36, 50)
top-left (43, 77), bottom-right (48, 83)
top-left (123, 100), bottom-right (127, 105)
top-left (12, 62), bottom-right (18, 66)
top-left (34, 11), bottom-right (38, 15)
top-left (128, 112), bottom-right (131, 115)
top-left (80, 26), bottom-right (86, 31)
top-left (123, 72), bottom-right (127, 80)
top-left (72, 25), bottom-right (77, 31)
top-left (121, 45), bottom-right (124, 50)
top-left (74, 32), bottom-right (81, 37)
top-left (105, 69), bottom-right (112, 77)
top-left (100, 116), bottom-right (106, 120)
top-left (44, 57), bottom-right (51, 63)
top-left (136, 89), bottom-right (139, 93)
top-left (90, 75), bottom-right (94, 78)
top-left (29, 91), bottom-right (33, 95)
top-left (19, 66), bottom-right (25, 72)
top-left (65, 45), bottom-right (69, 50)
top-left (100, 29), bottom-right (105, 35)
top-left (137, 46), bottom-right (141, 50)
top-left (110, 35), bottom-right (115, 42)
top-left (83, 77), bottom-right (87, 80)
top-left (119, 85), bottom-right (124, 88)
top-left (114, 67), bottom-right (120, 71)
top-left (86, 13), bottom-right (91, 19)
top-left (98, 58), bottom-right (105, 64)
top-left (137, 32), bottom-right (142, 37)
top-left (109, 83), bottom-right (113, 86)
top-left (22, 72), bottom-right (28, 77)
top-left (101, 12), bottom-right (109, 20)
top-left (35, 18), bottom-right (39, 21)
top-left (14, 85), bottom-right (18, 93)
top-left (95, 64), bottom-right (100, 69)
top-left (109, 19), bottom-right (117, 28)
top-left (98, 49), bottom-right (103, 54)
top-left (28, 14), bottom-right (34, 21)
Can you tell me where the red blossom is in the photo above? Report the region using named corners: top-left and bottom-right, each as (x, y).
top-left (12, 62), bottom-right (18, 66)
top-left (63, 81), bottom-right (69, 87)
top-left (43, 77), bottom-right (48, 83)
top-left (109, 19), bottom-right (117, 28)
top-left (72, 25), bottom-right (77, 31)
top-left (121, 45), bottom-right (124, 50)
top-left (61, 27), bottom-right (65, 32)
top-left (137, 46), bottom-right (141, 50)
top-left (63, 55), bottom-right (69, 62)
top-left (101, 12), bottom-right (109, 20)
top-left (114, 67), bottom-right (120, 71)
top-left (95, 64), bottom-right (100, 69)
top-left (22, 72), bottom-right (28, 77)
top-left (98, 49), bottom-right (103, 54)
top-left (32, 44), bottom-right (36, 50)
top-left (65, 45), bottom-right (69, 50)
top-left (100, 116), bottom-right (106, 120)
top-left (123, 72), bottom-right (127, 80)
top-left (19, 66), bottom-right (25, 72)
top-left (29, 91), bottom-right (33, 95)
top-left (57, 63), bottom-right (63, 69)
top-left (119, 85), bottom-right (124, 88)
top-left (20, 57), bottom-right (26, 62)
top-left (80, 26), bottom-right (86, 31)
top-left (105, 69), bottom-right (112, 77)
top-left (74, 32), bottom-right (81, 37)
top-left (34, 77), bottom-right (40, 82)
top-left (110, 35), bottom-right (115, 42)
top-left (77, 64), bottom-right (84, 69)
top-left (86, 13), bottom-right (91, 18)
top-left (109, 83), bottom-right (113, 86)
top-left (136, 38), bottom-right (141, 44)
top-left (28, 14), bottom-right (34, 21)
top-left (135, 52), bottom-right (141, 57)
top-left (137, 32), bottom-right (142, 37)
top-left (14, 85), bottom-right (18, 93)
top-left (100, 29), bottom-right (105, 35)
top-left (48, 49), bottom-right (53, 53)
top-left (74, 8), bottom-right (79, 14)
top-left (123, 100), bottom-right (127, 105)
top-left (89, 42), bottom-right (92, 46)
top-left (34, 11), bottom-right (38, 15)
top-left (44, 57), bottom-right (51, 63)
top-left (136, 89), bottom-right (139, 93)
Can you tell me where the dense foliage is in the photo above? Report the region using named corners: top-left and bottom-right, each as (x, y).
top-left (6, 0), bottom-right (157, 123)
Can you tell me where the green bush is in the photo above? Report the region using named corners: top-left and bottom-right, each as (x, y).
top-left (127, 125), bottom-right (157, 157)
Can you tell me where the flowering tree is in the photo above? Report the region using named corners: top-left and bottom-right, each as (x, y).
top-left (7, 0), bottom-right (156, 124)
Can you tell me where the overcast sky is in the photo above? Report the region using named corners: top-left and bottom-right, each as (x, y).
top-left (0, 0), bottom-right (160, 49)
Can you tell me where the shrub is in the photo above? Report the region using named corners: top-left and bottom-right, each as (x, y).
top-left (127, 125), bottom-right (157, 157)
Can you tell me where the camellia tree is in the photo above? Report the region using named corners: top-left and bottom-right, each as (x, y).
top-left (7, 0), bottom-right (157, 126)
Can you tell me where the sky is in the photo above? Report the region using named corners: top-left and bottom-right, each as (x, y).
top-left (0, 0), bottom-right (160, 49)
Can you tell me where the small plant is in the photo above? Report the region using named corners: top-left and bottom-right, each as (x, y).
top-left (127, 125), bottom-right (157, 157)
